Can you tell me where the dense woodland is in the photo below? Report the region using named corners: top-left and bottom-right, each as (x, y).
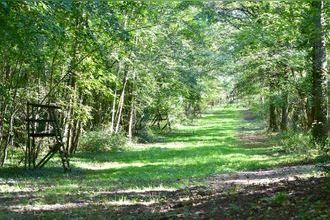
top-left (0, 1), bottom-right (329, 218)
top-left (1, 0), bottom-right (229, 165)
top-left (1, 0), bottom-right (329, 166)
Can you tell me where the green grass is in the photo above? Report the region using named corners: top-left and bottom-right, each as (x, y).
top-left (0, 105), bottom-right (313, 216)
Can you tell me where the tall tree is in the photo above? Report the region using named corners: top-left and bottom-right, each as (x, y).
top-left (311, 0), bottom-right (328, 143)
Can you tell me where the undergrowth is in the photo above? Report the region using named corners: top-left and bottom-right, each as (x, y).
top-left (79, 130), bottom-right (127, 152)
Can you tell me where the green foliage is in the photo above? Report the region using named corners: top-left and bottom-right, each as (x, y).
top-left (271, 192), bottom-right (289, 206)
top-left (136, 127), bottom-right (159, 143)
top-left (280, 132), bottom-right (312, 154)
top-left (79, 131), bottom-right (127, 153)
top-left (0, 0), bottom-right (329, 168)
top-left (280, 131), bottom-right (330, 156)
top-left (313, 140), bottom-right (330, 156)
top-left (0, 0), bottom-right (226, 166)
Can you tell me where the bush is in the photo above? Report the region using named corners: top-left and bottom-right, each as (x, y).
top-left (280, 131), bottom-right (330, 157)
top-left (313, 139), bottom-right (330, 156)
top-left (79, 131), bottom-right (127, 152)
top-left (280, 132), bottom-right (312, 154)
top-left (280, 131), bottom-right (330, 155)
top-left (136, 127), bottom-right (160, 143)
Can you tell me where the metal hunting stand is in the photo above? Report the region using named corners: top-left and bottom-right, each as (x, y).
top-left (25, 103), bottom-right (70, 171)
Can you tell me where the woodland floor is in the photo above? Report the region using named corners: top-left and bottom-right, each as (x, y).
top-left (0, 105), bottom-right (329, 219)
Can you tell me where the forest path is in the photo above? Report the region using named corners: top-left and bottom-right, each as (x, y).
top-left (0, 105), bottom-right (329, 219)
top-left (70, 105), bottom-right (313, 188)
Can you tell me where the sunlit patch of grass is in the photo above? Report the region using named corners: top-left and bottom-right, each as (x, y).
top-left (114, 185), bottom-right (177, 194)
top-left (74, 161), bottom-right (164, 170)
top-left (0, 185), bottom-right (35, 193)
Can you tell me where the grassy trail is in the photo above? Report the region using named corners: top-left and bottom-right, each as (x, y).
top-left (70, 105), bottom-right (305, 189)
top-left (0, 105), bottom-right (314, 218)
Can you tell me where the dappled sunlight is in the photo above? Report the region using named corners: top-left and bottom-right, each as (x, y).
top-left (6, 186), bottom-right (179, 212)
top-left (4, 190), bottom-right (154, 215)
top-left (0, 185), bottom-right (37, 193)
top-left (8, 200), bottom-right (158, 213)
top-left (133, 142), bottom-right (190, 150)
top-left (1, 106), bottom-right (324, 219)
top-left (65, 107), bottom-right (313, 189)
top-left (2, 0), bottom-right (330, 217)
top-left (208, 164), bottom-right (326, 189)
top-left (221, 172), bottom-right (322, 185)
top-left (8, 203), bottom-right (89, 212)
top-left (74, 161), bottom-right (163, 170)
top-left (113, 186), bottom-right (177, 194)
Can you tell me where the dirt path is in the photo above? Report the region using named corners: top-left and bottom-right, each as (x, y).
top-left (207, 163), bottom-right (327, 189)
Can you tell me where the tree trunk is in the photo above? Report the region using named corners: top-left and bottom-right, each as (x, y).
top-left (69, 119), bottom-right (81, 154)
top-left (115, 74), bottom-right (128, 134)
top-left (268, 80), bottom-right (278, 132)
top-left (280, 92), bottom-right (288, 131)
top-left (63, 98), bottom-right (73, 155)
top-left (269, 102), bottom-right (278, 132)
top-left (0, 104), bottom-right (7, 166)
top-left (0, 109), bottom-right (16, 166)
top-left (311, 0), bottom-right (328, 143)
top-left (128, 96), bottom-right (135, 142)
top-left (306, 98), bottom-right (313, 129)
top-left (109, 89), bottom-right (117, 134)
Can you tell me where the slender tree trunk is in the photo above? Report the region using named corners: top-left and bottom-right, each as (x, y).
top-left (64, 99), bottom-right (73, 154)
top-left (268, 80), bottom-right (278, 132)
top-left (69, 119), bottom-right (81, 154)
top-left (280, 92), bottom-right (288, 131)
top-left (0, 109), bottom-right (16, 166)
top-left (109, 89), bottom-right (117, 134)
top-left (115, 74), bottom-right (128, 134)
top-left (269, 102), bottom-right (278, 132)
top-left (311, 0), bottom-right (328, 143)
top-left (0, 104), bottom-right (7, 155)
top-left (128, 74), bottom-right (136, 142)
top-left (306, 98), bottom-right (313, 129)
top-left (71, 94), bottom-right (84, 154)
top-left (128, 96), bottom-right (134, 142)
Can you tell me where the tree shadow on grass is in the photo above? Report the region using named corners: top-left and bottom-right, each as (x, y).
top-left (1, 176), bottom-right (328, 220)
top-left (74, 141), bottom-right (272, 165)
top-left (0, 165), bottom-right (85, 179)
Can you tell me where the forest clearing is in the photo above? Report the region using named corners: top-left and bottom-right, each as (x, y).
top-left (0, 1), bottom-right (330, 219)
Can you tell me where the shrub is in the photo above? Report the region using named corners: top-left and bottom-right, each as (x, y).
top-left (79, 131), bottom-right (127, 152)
top-left (313, 139), bottom-right (330, 156)
top-left (271, 192), bottom-right (288, 206)
top-left (136, 127), bottom-right (160, 143)
top-left (280, 132), bottom-right (312, 154)
top-left (280, 131), bottom-right (330, 157)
